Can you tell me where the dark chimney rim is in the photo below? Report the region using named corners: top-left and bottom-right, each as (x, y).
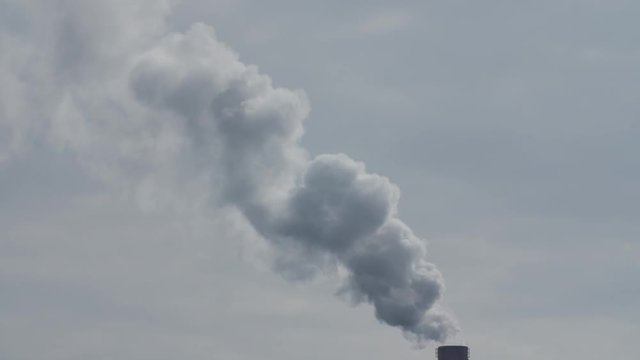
top-left (437, 345), bottom-right (469, 349)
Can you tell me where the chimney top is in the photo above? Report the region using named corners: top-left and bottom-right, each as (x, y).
top-left (437, 345), bottom-right (469, 360)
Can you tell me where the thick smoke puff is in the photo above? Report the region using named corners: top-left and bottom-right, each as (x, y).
top-left (342, 219), bottom-right (448, 339)
top-left (212, 73), bottom-right (308, 210)
top-left (130, 24), bottom-right (245, 120)
top-left (407, 309), bottom-right (458, 345)
top-left (130, 24), bottom-right (308, 214)
top-left (278, 154), bottom-right (399, 252)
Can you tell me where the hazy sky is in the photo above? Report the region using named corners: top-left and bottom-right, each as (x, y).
top-left (1, 1), bottom-right (639, 360)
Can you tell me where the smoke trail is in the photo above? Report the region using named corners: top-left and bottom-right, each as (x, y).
top-left (130, 24), bottom-right (457, 344)
top-left (1, 0), bottom-right (457, 345)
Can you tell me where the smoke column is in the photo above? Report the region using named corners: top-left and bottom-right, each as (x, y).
top-left (1, 0), bottom-right (458, 345)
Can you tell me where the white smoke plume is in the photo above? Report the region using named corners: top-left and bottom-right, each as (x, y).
top-left (1, 0), bottom-right (458, 345)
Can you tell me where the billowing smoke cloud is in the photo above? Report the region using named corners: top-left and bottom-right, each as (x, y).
top-left (1, 0), bottom-right (457, 345)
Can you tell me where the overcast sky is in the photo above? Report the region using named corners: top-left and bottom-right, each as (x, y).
top-left (1, 1), bottom-right (639, 360)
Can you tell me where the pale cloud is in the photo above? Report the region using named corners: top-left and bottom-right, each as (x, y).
top-left (355, 9), bottom-right (413, 36)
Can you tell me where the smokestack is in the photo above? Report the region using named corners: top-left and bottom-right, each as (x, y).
top-left (437, 346), bottom-right (469, 360)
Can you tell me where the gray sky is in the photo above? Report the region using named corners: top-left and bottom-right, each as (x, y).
top-left (1, 1), bottom-right (639, 360)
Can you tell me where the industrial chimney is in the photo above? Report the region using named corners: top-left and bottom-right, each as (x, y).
top-left (437, 345), bottom-right (469, 360)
